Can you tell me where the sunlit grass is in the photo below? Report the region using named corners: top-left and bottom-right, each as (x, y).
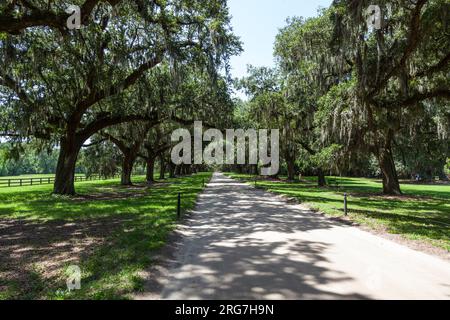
top-left (0, 172), bottom-right (212, 300)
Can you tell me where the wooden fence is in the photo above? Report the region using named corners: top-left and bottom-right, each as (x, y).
top-left (0, 174), bottom-right (121, 188)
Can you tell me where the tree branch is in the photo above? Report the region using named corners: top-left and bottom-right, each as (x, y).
top-left (296, 139), bottom-right (316, 155)
top-left (373, 88), bottom-right (450, 109)
top-left (78, 112), bottom-right (161, 142)
top-left (100, 133), bottom-right (128, 153)
top-left (368, 0), bottom-right (428, 98)
top-left (73, 53), bottom-right (164, 117)
top-left (414, 52), bottom-right (450, 78)
top-left (0, 74), bottom-right (34, 108)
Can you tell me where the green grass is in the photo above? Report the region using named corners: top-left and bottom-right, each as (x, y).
top-left (224, 173), bottom-right (450, 252)
top-left (0, 172), bottom-right (211, 300)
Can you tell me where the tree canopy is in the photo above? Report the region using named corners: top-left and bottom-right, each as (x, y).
top-left (235, 0), bottom-right (449, 193)
top-left (0, 0), bottom-right (241, 194)
top-left (1, 0), bottom-right (448, 196)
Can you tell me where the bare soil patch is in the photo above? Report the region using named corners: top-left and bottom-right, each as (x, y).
top-left (0, 216), bottom-right (130, 298)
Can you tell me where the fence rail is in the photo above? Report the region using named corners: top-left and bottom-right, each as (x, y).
top-left (0, 174), bottom-right (121, 188)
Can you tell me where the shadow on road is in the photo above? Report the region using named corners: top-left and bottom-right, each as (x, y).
top-left (160, 175), bottom-right (369, 300)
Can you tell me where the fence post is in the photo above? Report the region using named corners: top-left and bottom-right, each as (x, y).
top-left (8, 179), bottom-right (10, 187)
top-left (30, 179), bottom-right (33, 186)
top-left (177, 193), bottom-right (181, 219)
top-left (20, 179), bottom-right (22, 187)
top-left (344, 193), bottom-right (348, 216)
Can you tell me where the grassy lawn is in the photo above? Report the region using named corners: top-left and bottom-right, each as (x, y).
top-left (0, 172), bottom-right (211, 300)
top-left (224, 173), bottom-right (450, 252)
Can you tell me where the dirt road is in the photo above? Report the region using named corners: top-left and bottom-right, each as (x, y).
top-left (149, 173), bottom-right (450, 300)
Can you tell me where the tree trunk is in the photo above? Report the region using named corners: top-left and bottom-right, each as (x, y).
top-left (146, 157), bottom-right (155, 184)
top-left (169, 162), bottom-right (176, 178)
top-left (317, 168), bottom-right (326, 187)
top-left (159, 155), bottom-right (166, 180)
top-left (286, 157), bottom-right (296, 181)
top-left (121, 153), bottom-right (135, 186)
top-left (53, 136), bottom-right (82, 195)
top-left (378, 147), bottom-right (402, 195)
top-left (175, 165), bottom-right (181, 177)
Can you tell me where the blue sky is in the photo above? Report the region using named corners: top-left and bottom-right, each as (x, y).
top-left (228, 0), bottom-right (332, 81)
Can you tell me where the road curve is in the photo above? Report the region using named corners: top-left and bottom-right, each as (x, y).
top-left (159, 173), bottom-right (450, 300)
